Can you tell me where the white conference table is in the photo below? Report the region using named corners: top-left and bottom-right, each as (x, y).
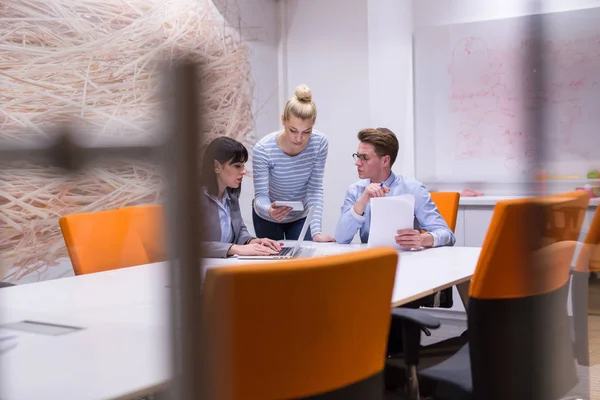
top-left (204, 242), bottom-right (482, 308)
top-left (0, 242), bottom-right (481, 400)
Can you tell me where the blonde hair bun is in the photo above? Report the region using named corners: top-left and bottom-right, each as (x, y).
top-left (294, 84), bottom-right (312, 103)
top-left (283, 84), bottom-right (317, 121)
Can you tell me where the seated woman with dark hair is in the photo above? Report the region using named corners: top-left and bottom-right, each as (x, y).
top-left (201, 136), bottom-right (281, 258)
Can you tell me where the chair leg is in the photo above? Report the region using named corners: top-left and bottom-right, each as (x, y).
top-left (571, 272), bottom-right (590, 366)
top-left (406, 365), bottom-right (421, 400)
top-left (402, 322), bottom-right (424, 400)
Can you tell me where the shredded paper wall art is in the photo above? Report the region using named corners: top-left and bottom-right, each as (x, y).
top-left (0, 0), bottom-right (254, 280)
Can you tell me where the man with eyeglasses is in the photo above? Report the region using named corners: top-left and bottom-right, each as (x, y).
top-left (334, 127), bottom-right (455, 248)
top-left (335, 128), bottom-right (457, 375)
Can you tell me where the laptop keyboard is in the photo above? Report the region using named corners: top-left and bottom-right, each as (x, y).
top-left (279, 247), bottom-right (293, 256)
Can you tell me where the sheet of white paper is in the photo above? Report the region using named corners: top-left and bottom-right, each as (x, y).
top-left (368, 194), bottom-right (415, 249)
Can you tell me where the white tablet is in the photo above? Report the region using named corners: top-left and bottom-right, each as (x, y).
top-left (274, 201), bottom-right (304, 211)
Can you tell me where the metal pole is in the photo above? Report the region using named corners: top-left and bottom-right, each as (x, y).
top-left (0, 133), bottom-right (159, 169)
top-left (163, 62), bottom-right (206, 400)
top-left (526, 10), bottom-right (548, 196)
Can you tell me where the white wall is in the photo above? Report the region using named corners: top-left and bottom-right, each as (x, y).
top-left (367, 0), bottom-right (414, 177)
top-left (213, 0), bottom-right (281, 235)
top-left (413, 0), bottom-right (600, 26)
top-left (282, 0), bottom-right (371, 238)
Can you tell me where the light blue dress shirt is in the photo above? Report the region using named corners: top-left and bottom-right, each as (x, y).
top-left (204, 189), bottom-right (234, 243)
top-left (334, 172), bottom-right (455, 247)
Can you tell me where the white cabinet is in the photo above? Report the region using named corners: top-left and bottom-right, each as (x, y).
top-left (463, 207), bottom-right (495, 247)
top-left (456, 200), bottom-right (598, 247)
top-left (454, 208), bottom-right (466, 246)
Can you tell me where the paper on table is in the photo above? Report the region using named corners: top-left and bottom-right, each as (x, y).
top-left (368, 194), bottom-right (415, 249)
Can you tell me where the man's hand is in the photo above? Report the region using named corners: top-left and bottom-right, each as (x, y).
top-left (312, 233), bottom-right (335, 242)
top-left (395, 229), bottom-right (434, 249)
top-left (249, 238), bottom-right (282, 252)
top-left (353, 183), bottom-right (390, 216)
top-left (269, 203), bottom-right (292, 222)
top-left (362, 183), bottom-right (390, 201)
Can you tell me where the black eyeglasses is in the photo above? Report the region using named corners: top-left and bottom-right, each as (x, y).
top-left (352, 153), bottom-right (380, 162)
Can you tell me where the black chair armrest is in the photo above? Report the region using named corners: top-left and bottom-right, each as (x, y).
top-left (391, 308), bottom-right (441, 330)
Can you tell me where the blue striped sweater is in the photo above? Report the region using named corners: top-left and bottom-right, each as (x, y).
top-left (252, 129), bottom-right (328, 235)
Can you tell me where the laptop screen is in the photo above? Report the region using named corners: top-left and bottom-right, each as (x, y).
top-left (291, 207), bottom-right (315, 256)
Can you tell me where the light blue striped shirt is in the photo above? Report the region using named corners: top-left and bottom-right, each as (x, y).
top-left (203, 189), bottom-right (234, 243)
top-left (252, 129), bottom-right (328, 235)
top-left (334, 172), bottom-right (455, 246)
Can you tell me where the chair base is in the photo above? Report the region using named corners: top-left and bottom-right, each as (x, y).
top-left (384, 359), bottom-right (439, 398)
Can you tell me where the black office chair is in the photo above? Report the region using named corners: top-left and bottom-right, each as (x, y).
top-left (569, 204), bottom-right (600, 368)
top-left (390, 193), bottom-right (588, 400)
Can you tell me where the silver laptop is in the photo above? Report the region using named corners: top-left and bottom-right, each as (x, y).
top-left (237, 207), bottom-right (317, 260)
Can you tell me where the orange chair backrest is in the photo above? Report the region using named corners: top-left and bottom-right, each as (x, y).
top-left (125, 204), bottom-right (166, 264)
top-left (200, 248), bottom-right (398, 399)
top-left (59, 204), bottom-right (166, 275)
top-left (470, 191), bottom-right (589, 300)
top-left (429, 192), bottom-right (460, 232)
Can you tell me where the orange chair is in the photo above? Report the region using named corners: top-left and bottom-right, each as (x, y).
top-left (126, 204), bottom-right (166, 264)
top-left (429, 192), bottom-right (460, 232)
top-left (426, 192), bottom-right (461, 309)
top-left (570, 204), bottom-right (600, 366)
top-left (392, 191), bottom-right (589, 400)
top-left (59, 204), bottom-right (166, 275)
top-left (200, 248), bottom-right (398, 399)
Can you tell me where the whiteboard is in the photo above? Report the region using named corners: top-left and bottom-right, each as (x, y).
top-left (414, 8), bottom-right (600, 182)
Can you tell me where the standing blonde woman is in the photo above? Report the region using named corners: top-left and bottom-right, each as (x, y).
top-left (252, 84), bottom-right (334, 241)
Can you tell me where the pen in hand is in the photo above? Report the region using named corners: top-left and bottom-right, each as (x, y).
top-left (379, 182), bottom-right (390, 196)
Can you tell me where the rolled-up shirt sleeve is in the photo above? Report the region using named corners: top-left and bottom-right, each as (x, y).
top-left (252, 142), bottom-right (272, 218)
